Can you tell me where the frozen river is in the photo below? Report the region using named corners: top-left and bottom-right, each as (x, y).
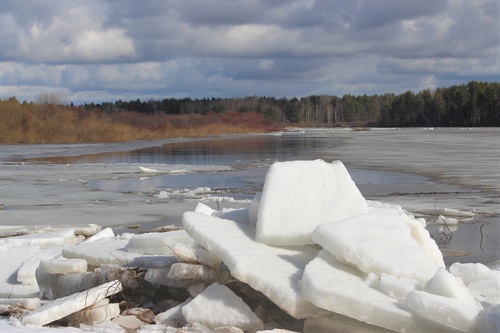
top-left (0, 128), bottom-right (498, 266)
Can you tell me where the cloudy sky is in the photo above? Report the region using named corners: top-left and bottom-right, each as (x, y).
top-left (0, 0), bottom-right (498, 104)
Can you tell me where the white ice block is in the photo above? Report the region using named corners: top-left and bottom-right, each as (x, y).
top-left (312, 210), bottom-right (439, 286)
top-left (63, 234), bottom-right (140, 267)
top-left (67, 298), bottom-right (120, 325)
top-left (182, 211), bottom-right (323, 319)
top-left (302, 250), bottom-right (426, 332)
top-left (449, 262), bottom-right (500, 285)
top-left (38, 258), bottom-right (88, 274)
top-left (173, 242), bottom-right (221, 268)
top-left (125, 230), bottom-right (193, 255)
top-left (0, 245), bottom-right (42, 298)
top-left (182, 283), bottom-right (264, 332)
top-left (256, 160), bottom-right (368, 245)
top-left (424, 267), bottom-right (481, 308)
top-left (378, 273), bottom-right (419, 300)
top-left (21, 280), bottom-right (122, 326)
top-left (401, 290), bottom-right (480, 332)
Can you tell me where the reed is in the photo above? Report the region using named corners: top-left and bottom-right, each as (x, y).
top-left (0, 99), bottom-right (277, 144)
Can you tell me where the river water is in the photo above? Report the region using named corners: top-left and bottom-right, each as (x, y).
top-left (0, 128), bottom-right (498, 266)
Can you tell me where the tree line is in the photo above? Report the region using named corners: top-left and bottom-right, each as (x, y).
top-left (81, 81), bottom-right (499, 127)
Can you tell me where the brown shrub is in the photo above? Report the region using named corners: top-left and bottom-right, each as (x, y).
top-left (0, 99), bottom-right (276, 144)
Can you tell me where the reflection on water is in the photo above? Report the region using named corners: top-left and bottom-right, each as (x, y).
top-left (88, 168), bottom-right (267, 197)
top-left (30, 135), bottom-right (334, 165)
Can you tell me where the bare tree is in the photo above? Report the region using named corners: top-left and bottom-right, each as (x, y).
top-left (35, 91), bottom-right (68, 106)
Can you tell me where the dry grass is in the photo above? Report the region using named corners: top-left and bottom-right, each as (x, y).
top-left (0, 99), bottom-right (277, 144)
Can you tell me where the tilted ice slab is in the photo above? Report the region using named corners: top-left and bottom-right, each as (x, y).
top-left (366, 200), bottom-right (445, 267)
top-left (0, 245), bottom-right (43, 297)
top-left (182, 282), bottom-right (264, 331)
top-left (182, 211), bottom-right (323, 319)
top-left (0, 228), bottom-right (77, 249)
top-left (124, 230), bottom-right (193, 255)
top-left (63, 231), bottom-right (188, 268)
top-left (256, 159), bottom-right (369, 245)
top-left (313, 210), bottom-right (441, 287)
top-left (62, 234), bottom-right (140, 267)
top-left (449, 262), bottom-right (500, 305)
top-left (302, 250), bottom-right (430, 332)
top-left (425, 267), bottom-right (482, 308)
top-left (21, 280), bottom-right (122, 326)
top-left (38, 258), bottom-right (88, 275)
top-left (401, 290), bottom-right (481, 332)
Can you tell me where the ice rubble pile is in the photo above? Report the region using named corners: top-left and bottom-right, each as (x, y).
top-left (0, 160), bottom-right (498, 333)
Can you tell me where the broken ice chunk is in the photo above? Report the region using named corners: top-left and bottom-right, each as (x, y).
top-left (125, 230), bottom-right (193, 255)
top-left (424, 267), bottom-right (482, 308)
top-left (67, 298), bottom-right (120, 325)
top-left (213, 207), bottom-right (251, 224)
top-left (17, 251), bottom-right (52, 286)
top-left (255, 159), bottom-right (369, 245)
top-left (21, 280), bottom-right (122, 326)
top-left (139, 166), bottom-right (159, 174)
top-left (173, 242), bottom-right (222, 268)
top-left (401, 290), bottom-right (480, 332)
top-left (63, 234), bottom-right (140, 267)
top-left (0, 245), bottom-right (43, 298)
top-left (80, 227), bottom-right (114, 244)
top-left (182, 282), bottom-right (264, 332)
top-left (0, 228), bottom-right (77, 248)
top-left (312, 210), bottom-right (440, 286)
top-left (167, 263), bottom-right (232, 285)
top-left (155, 297), bottom-right (191, 326)
top-left (195, 202), bottom-right (217, 216)
top-left (449, 262), bottom-right (500, 285)
top-left (302, 250), bottom-right (424, 332)
top-left (38, 258), bottom-right (88, 274)
top-left (450, 262), bottom-right (500, 305)
top-left (182, 211), bottom-right (322, 319)
top-left (378, 273), bottom-right (419, 300)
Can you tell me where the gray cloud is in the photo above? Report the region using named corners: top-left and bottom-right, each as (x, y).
top-left (0, 0), bottom-right (497, 103)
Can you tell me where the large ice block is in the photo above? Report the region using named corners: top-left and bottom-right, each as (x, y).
top-left (255, 160), bottom-right (368, 245)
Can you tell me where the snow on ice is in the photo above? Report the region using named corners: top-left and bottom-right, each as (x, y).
top-left (0, 159), bottom-right (498, 333)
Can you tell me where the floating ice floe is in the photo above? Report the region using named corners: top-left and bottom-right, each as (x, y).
top-left (0, 159), bottom-right (498, 332)
top-left (411, 207), bottom-right (476, 218)
top-left (139, 166), bottom-right (159, 174)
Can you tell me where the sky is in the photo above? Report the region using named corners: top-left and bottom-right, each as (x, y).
top-left (0, 0), bottom-right (498, 104)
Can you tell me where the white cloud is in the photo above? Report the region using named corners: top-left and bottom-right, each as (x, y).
top-left (258, 59), bottom-right (275, 71)
top-left (69, 29), bottom-right (136, 62)
top-left (2, 1), bottom-right (136, 63)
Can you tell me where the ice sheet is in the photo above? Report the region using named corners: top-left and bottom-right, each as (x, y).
top-left (20, 280), bottom-right (122, 326)
top-left (301, 250), bottom-right (423, 332)
top-left (182, 211), bottom-right (323, 319)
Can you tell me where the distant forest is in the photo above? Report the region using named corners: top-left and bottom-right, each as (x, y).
top-left (82, 81), bottom-right (499, 127)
